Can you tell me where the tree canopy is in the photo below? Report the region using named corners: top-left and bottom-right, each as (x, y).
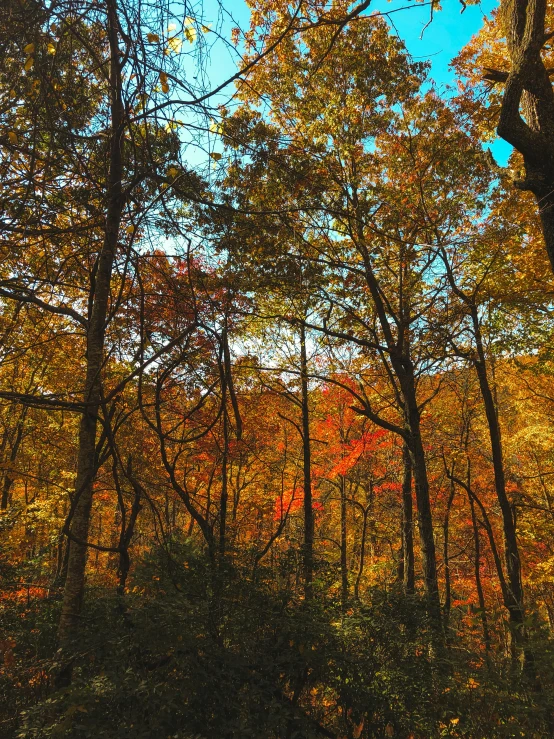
top-left (1, 0), bottom-right (554, 737)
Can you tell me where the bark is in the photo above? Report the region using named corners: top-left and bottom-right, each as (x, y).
top-left (58, 0), bottom-right (124, 648)
top-left (1, 407), bottom-right (27, 509)
top-left (340, 475), bottom-right (348, 606)
top-left (349, 188), bottom-right (441, 630)
top-left (496, 0), bottom-right (554, 272)
top-left (401, 443), bottom-right (415, 594)
top-left (399, 362), bottom-right (442, 630)
top-left (354, 504), bottom-right (369, 600)
top-left (300, 323), bottom-right (314, 598)
top-left (219, 325), bottom-right (232, 557)
top-left (443, 475), bottom-right (456, 632)
top-left (470, 307), bottom-right (527, 658)
top-left (468, 480), bottom-right (492, 658)
top-left (219, 404), bottom-right (229, 557)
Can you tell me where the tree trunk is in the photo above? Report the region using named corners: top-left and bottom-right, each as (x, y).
top-left (58, 0), bottom-right (124, 648)
top-left (468, 480), bottom-right (491, 658)
top-left (470, 307), bottom-right (526, 660)
top-left (219, 404), bottom-right (229, 557)
top-left (1, 409), bottom-right (27, 509)
top-left (401, 443), bottom-right (415, 594)
top-left (443, 475), bottom-right (456, 633)
top-left (399, 363), bottom-right (442, 630)
top-left (300, 322), bottom-right (314, 598)
top-left (340, 475), bottom-right (348, 607)
top-left (495, 0), bottom-right (554, 272)
top-left (354, 505), bottom-right (368, 600)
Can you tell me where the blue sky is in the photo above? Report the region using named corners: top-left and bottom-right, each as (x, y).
top-left (194, 0), bottom-right (510, 162)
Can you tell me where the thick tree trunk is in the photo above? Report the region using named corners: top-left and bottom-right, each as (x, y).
top-left (495, 0), bottom-right (554, 272)
top-left (300, 323), bottom-right (314, 598)
top-left (58, 0), bottom-right (124, 648)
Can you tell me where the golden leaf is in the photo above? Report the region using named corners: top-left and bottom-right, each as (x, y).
top-left (167, 36), bottom-right (182, 53)
top-left (24, 56), bottom-right (34, 72)
top-left (24, 42), bottom-right (35, 54)
top-left (8, 132), bottom-right (18, 145)
top-left (159, 71), bottom-right (169, 94)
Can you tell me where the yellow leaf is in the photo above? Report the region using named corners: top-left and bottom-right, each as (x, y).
top-left (8, 132), bottom-right (18, 145)
top-left (47, 43), bottom-right (56, 55)
top-left (9, 89), bottom-right (16, 99)
top-left (210, 152), bottom-right (222, 161)
top-left (167, 23), bottom-right (176, 31)
top-left (159, 71), bottom-right (169, 93)
top-left (24, 56), bottom-right (34, 72)
top-left (450, 718), bottom-right (460, 725)
top-left (125, 225), bottom-right (135, 234)
top-left (184, 26), bottom-right (196, 43)
top-left (167, 166), bottom-right (179, 178)
top-left (201, 24), bottom-right (211, 33)
top-left (24, 42), bottom-right (35, 54)
top-left (167, 36), bottom-right (182, 52)
top-left (147, 33), bottom-right (159, 43)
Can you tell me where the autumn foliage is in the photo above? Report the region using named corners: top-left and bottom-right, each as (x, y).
top-left (2, 0), bottom-right (554, 737)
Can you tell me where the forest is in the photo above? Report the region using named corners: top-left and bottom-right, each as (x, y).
top-left (1, 0), bottom-right (554, 736)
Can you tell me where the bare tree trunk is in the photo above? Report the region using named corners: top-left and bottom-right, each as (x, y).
top-left (354, 505), bottom-right (369, 600)
top-left (443, 475), bottom-right (456, 633)
top-left (340, 475), bottom-right (348, 607)
top-left (58, 0), bottom-right (124, 648)
top-left (300, 323), bottom-right (314, 599)
top-left (470, 307), bottom-right (527, 663)
top-left (400, 366), bottom-right (442, 631)
top-left (468, 479), bottom-right (491, 659)
top-left (401, 443), bottom-right (415, 594)
top-left (1, 408), bottom-right (27, 509)
top-left (219, 404), bottom-right (229, 557)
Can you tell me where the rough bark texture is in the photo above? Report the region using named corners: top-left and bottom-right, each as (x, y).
top-left (58, 0), bottom-right (124, 648)
top-left (497, 0), bottom-right (554, 272)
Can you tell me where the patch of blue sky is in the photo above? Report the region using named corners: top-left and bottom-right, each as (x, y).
top-left (191, 0), bottom-right (510, 164)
